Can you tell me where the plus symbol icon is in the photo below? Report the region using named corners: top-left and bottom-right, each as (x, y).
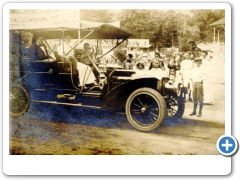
top-left (221, 139), bottom-right (233, 151)
top-left (217, 135), bottom-right (238, 156)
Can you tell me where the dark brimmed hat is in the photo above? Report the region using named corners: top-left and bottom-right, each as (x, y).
top-left (201, 50), bottom-right (208, 55)
top-left (136, 60), bottom-right (145, 67)
top-left (188, 40), bottom-right (195, 44)
top-left (128, 53), bottom-right (133, 58)
top-left (155, 52), bottom-right (160, 57)
top-left (74, 49), bottom-right (84, 55)
top-left (167, 64), bottom-right (180, 70)
top-left (194, 58), bottom-right (202, 62)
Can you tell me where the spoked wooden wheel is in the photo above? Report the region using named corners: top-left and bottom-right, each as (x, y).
top-left (165, 96), bottom-right (185, 120)
top-left (126, 88), bottom-right (166, 132)
top-left (9, 85), bottom-right (29, 117)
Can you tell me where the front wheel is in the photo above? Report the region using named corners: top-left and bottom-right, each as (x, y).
top-left (9, 85), bottom-right (29, 117)
top-left (125, 88), bottom-right (166, 132)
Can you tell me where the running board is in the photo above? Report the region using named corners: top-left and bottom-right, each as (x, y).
top-left (82, 92), bottom-right (102, 97)
top-left (32, 100), bottom-right (101, 109)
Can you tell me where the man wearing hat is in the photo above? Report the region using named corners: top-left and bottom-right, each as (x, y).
top-left (189, 58), bottom-right (207, 117)
top-left (28, 36), bottom-right (52, 61)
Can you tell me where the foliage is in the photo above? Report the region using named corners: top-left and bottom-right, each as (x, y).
top-left (189, 10), bottom-right (225, 42)
top-left (120, 10), bottom-right (190, 48)
top-left (120, 10), bottom-right (156, 39)
top-left (120, 9), bottom-right (225, 49)
top-left (113, 49), bottom-right (127, 62)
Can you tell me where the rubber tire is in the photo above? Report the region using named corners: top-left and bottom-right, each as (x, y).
top-left (165, 96), bottom-right (185, 121)
top-left (9, 85), bottom-right (29, 117)
top-left (125, 88), bottom-right (166, 132)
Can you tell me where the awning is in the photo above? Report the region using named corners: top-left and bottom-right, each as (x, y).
top-left (209, 17), bottom-right (225, 27)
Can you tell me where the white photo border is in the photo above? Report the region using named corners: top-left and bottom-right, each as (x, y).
top-left (3, 2), bottom-right (231, 176)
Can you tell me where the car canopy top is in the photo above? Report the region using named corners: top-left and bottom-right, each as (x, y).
top-left (9, 11), bottom-right (132, 40)
top-left (27, 24), bottom-right (132, 40)
top-left (10, 12), bottom-right (132, 58)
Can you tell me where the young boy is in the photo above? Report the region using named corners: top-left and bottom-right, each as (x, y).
top-left (165, 66), bottom-right (180, 89)
top-left (189, 58), bottom-right (206, 117)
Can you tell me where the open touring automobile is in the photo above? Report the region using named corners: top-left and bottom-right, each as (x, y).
top-left (9, 23), bottom-right (185, 132)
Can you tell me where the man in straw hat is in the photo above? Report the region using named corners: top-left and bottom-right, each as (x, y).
top-left (189, 58), bottom-right (207, 117)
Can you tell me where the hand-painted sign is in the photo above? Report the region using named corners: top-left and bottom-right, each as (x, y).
top-left (9, 10), bottom-right (80, 30)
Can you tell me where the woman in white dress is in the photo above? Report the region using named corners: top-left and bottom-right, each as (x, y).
top-left (201, 50), bottom-right (214, 104)
top-left (77, 62), bottom-right (96, 86)
top-left (180, 52), bottom-right (194, 101)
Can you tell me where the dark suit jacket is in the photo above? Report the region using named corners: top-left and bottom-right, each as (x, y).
top-left (28, 43), bottom-right (49, 61)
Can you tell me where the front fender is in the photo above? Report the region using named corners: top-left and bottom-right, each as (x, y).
top-left (102, 78), bottom-right (160, 111)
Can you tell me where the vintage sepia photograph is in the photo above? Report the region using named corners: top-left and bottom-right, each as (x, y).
top-left (2, 1), bottom-right (233, 176)
top-left (7, 7), bottom-right (227, 156)
top-left (3, 8), bottom-right (234, 179)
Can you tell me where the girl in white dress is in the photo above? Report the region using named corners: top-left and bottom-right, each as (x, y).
top-left (180, 52), bottom-right (194, 101)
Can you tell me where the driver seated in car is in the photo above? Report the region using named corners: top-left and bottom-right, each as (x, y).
top-left (79, 43), bottom-right (95, 68)
top-left (72, 49), bottom-right (98, 88)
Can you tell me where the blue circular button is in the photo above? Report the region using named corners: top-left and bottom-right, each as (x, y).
top-left (217, 135), bottom-right (238, 156)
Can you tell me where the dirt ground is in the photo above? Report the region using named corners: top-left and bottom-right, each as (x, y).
top-left (9, 113), bottom-right (224, 155)
top-left (8, 46), bottom-right (226, 155)
top-left (9, 82), bottom-right (225, 155)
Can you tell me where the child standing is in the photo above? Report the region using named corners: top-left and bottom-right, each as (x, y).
top-left (189, 58), bottom-right (206, 117)
top-left (180, 52), bottom-right (194, 102)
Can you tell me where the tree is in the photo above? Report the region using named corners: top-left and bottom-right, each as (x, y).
top-left (121, 10), bottom-right (183, 47)
top-left (120, 10), bottom-right (156, 39)
top-left (188, 10), bottom-right (225, 42)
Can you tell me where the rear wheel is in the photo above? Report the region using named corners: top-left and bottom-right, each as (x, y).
top-left (125, 88), bottom-right (166, 132)
top-left (9, 85), bottom-right (29, 117)
top-left (165, 95), bottom-right (185, 120)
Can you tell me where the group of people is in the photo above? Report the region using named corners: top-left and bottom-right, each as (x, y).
top-left (27, 35), bottom-right (215, 117)
top-left (118, 49), bottom-right (214, 117)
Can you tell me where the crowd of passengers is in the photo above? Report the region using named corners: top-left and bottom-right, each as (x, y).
top-left (106, 48), bottom-right (215, 107)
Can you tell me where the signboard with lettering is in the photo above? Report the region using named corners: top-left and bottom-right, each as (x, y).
top-left (9, 10), bottom-right (80, 30)
top-left (127, 39), bottom-right (150, 48)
